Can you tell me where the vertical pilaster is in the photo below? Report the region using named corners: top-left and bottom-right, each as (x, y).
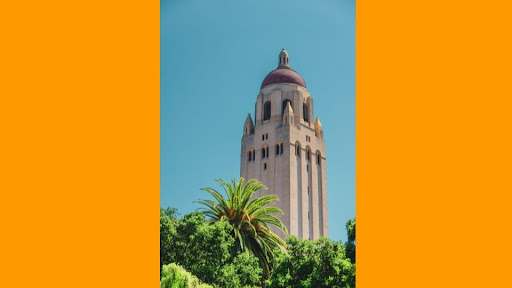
top-left (311, 151), bottom-right (320, 239)
top-left (321, 155), bottom-right (328, 237)
top-left (300, 147), bottom-right (309, 239)
top-left (288, 141), bottom-right (298, 236)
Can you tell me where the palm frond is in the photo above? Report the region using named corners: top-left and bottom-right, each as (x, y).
top-left (198, 177), bottom-right (288, 278)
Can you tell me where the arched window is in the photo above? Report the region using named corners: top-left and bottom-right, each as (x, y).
top-left (306, 148), bottom-right (311, 161)
top-left (317, 153), bottom-right (321, 165)
top-left (276, 144), bottom-right (280, 155)
top-left (303, 103), bottom-right (309, 122)
top-left (264, 101), bottom-right (271, 121)
top-left (280, 143), bottom-right (283, 154)
top-left (296, 144), bottom-right (301, 156)
top-left (282, 99), bottom-right (292, 115)
top-left (248, 151), bottom-right (252, 161)
top-left (266, 147), bottom-right (269, 158)
top-left (262, 148), bottom-right (266, 158)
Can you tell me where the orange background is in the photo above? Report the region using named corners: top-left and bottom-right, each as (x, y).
top-left (1, 0), bottom-right (511, 287)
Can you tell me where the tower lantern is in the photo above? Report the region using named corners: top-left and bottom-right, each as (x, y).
top-left (278, 48), bottom-right (289, 68)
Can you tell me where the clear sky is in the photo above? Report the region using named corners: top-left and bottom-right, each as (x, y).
top-left (161, 0), bottom-right (354, 242)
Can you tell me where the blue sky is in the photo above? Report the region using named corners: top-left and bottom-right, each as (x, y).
top-left (161, 0), bottom-right (354, 242)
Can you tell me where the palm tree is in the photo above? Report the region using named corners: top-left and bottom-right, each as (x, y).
top-left (197, 177), bottom-right (287, 278)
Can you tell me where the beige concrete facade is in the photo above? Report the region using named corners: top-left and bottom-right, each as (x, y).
top-left (240, 51), bottom-right (328, 240)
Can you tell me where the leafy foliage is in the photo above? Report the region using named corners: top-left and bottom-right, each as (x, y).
top-left (217, 251), bottom-right (263, 288)
top-left (162, 207), bottom-right (179, 218)
top-left (183, 215), bottom-right (235, 284)
top-left (160, 208), bottom-right (266, 287)
top-left (160, 208), bottom-right (178, 273)
top-left (161, 196), bottom-right (356, 287)
top-left (346, 218), bottom-right (355, 243)
top-left (197, 178), bottom-right (287, 278)
top-left (165, 212), bottom-right (234, 284)
top-left (266, 236), bottom-right (355, 288)
top-left (161, 263), bottom-right (213, 288)
top-left (345, 218), bottom-right (356, 264)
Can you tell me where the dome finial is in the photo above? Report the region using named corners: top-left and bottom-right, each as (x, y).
top-left (278, 48), bottom-right (289, 68)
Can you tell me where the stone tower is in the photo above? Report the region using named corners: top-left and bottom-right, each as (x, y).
top-left (240, 49), bottom-right (328, 240)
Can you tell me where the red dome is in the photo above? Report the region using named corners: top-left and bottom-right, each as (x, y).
top-left (261, 67), bottom-right (306, 89)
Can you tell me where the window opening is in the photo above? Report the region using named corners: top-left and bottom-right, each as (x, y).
top-left (264, 101), bottom-right (271, 120)
top-left (303, 103), bottom-right (309, 122)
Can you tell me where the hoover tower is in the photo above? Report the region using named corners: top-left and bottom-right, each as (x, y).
top-left (240, 49), bottom-right (328, 240)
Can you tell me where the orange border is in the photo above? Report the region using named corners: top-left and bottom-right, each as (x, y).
top-left (357, 1), bottom-right (512, 287)
top-left (1, 1), bottom-right (159, 287)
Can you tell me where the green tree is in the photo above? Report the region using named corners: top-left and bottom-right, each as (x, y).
top-left (162, 207), bottom-right (179, 218)
top-left (160, 208), bottom-right (265, 287)
top-left (174, 213), bottom-right (235, 285)
top-left (161, 263), bottom-right (213, 288)
top-left (217, 251), bottom-right (263, 288)
top-left (197, 178), bottom-right (287, 278)
top-left (345, 218), bottom-right (356, 264)
top-left (266, 236), bottom-right (355, 288)
top-left (160, 208), bottom-right (178, 274)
